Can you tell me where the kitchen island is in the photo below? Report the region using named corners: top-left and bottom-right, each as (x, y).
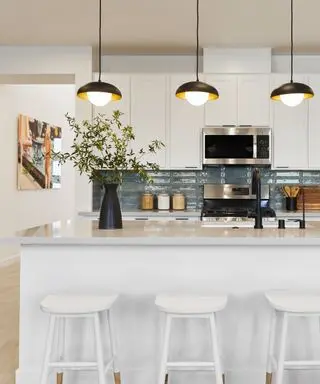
top-left (6, 219), bottom-right (320, 384)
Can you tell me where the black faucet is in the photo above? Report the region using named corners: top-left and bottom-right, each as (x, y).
top-left (251, 168), bottom-right (263, 229)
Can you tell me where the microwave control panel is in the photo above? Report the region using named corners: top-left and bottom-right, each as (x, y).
top-left (257, 135), bottom-right (270, 159)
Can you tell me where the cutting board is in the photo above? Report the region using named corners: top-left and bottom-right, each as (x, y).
top-left (297, 187), bottom-right (320, 210)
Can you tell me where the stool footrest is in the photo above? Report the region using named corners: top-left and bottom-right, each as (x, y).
top-left (284, 360), bottom-right (320, 369)
top-left (167, 362), bottom-right (215, 371)
top-left (47, 358), bottom-right (114, 372)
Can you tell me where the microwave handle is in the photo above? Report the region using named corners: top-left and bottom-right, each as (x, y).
top-left (253, 135), bottom-right (257, 158)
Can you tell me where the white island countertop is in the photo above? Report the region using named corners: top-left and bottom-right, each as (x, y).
top-left (15, 218), bottom-right (320, 384)
top-left (4, 218), bottom-right (320, 246)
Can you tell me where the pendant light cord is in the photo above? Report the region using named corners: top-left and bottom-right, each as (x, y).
top-left (98, 0), bottom-right (102, 82)
top-left (290, 0), bottom-right (293, 83)
top-left (196, 0), bottom-right (200, 82)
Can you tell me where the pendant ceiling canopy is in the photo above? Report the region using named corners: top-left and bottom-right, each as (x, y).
top-left (175, 0), bottom-right (219, 106)
top-left (77, 0), bottom-right (122, 107)
top-left (270, 0), bottom-right (314, 107)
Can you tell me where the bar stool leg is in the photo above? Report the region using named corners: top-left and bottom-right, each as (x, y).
top-left (266, 310), bottom-right (277, 384)
top-left (94, 313), bottom-right (107, 384)
top-left (158, 314), bottom-right (172, 384)
top-left (40, 315), bottom-right (56, 384)
top-left (107, 310), bottom-right (121, 384)
top-left (209, 313), bottom-right (223, 384)
top-left (275, 313), bottom-right (288, 384)
top-left (56, 317), bottom-right (66, 384)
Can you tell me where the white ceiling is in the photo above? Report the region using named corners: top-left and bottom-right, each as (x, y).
top-left (3, 0), bottom-right (320, 54)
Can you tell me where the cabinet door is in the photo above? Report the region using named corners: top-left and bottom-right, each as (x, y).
top-left (169, 75), bottom-right (204, 169)
top-left (271, 75), bottom-right (309, 169)
top-left (130, 75), bottom-right (167, 168)
top-left (92, 74), bottom-right (130, 125)
top-left (204, 75), bottom-right (238, 126)
top-left (308, 75), bottom-right (320, 169)
top-left (238, 75), bottom-right (270, 126)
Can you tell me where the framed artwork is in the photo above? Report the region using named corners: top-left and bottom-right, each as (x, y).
top-left (17, 114), bottom-right (62, 190)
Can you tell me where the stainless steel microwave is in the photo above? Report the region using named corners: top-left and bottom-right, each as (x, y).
top-left (202, 126), bottom-right (271, 165)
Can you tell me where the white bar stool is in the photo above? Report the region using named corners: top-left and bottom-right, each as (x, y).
top-left (39, 294), bottom-right (120, 384)
top-left (265, 290), bottom-right (320, 384)
top-left (155, 294), bottom-right (228, 384)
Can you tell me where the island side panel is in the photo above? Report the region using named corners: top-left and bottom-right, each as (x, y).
top-left (17, 243), bottom-right (320, 384)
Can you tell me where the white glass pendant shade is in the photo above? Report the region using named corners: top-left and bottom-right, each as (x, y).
top-left (87, 91), bottom-right (112, 107)
top-left (280, 93), bottom-right (304, 107)
top-left (185, 91), bottom-right (209, 106)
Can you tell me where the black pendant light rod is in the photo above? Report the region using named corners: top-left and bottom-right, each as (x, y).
top-left (290, 0), bottom-right (294, 83)
top-left (196, 0), bottom-right (200, 82)
top-left (98, 0), bottom-right (102, 82)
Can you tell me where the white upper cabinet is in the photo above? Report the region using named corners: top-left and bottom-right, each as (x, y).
top-left (169, 75), bottom-right (204, 169)
top-left (271, 74), bottom-right (309, 169)
top-left (130, 75), bottom-right (167, 169)
top-left (92, 74), bottom-right (131, 125)
top-left (307, 75), bottom-right (320, 169)
top-left (238, 75), bottom-right (270, 126)
top-left (204, 74), bottom-right (270, 126)
top-left (204, 75), bottom-right (238, 126)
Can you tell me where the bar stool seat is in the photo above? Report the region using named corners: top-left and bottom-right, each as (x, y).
top-left (266, 290), bottom-right (320, 313)
top-left (155, 294), bottom-right (227, 314)
top-left (41, 294), bottom-right (118, 314)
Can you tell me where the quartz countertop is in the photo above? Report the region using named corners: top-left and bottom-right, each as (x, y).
top-left (79, 210), bottom-right (201, 218)
top-left (2, 218), bottom-right (320, 246)
top-left (79, 209), bottom-right (320, 219)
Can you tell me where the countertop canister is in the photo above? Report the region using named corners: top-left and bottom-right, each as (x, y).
top-left (141, 193), bottom-right (154, 210)
top-left (172, 193), bottom-right (185, 211)
top-left (157, 193), bottom-right (170, 210)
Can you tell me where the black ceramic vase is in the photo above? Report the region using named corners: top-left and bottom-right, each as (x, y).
top-left (99, 184), bottom-right (123, 229)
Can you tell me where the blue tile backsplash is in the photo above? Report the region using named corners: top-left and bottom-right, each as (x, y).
top-left (92, 166), bottom-right (320, 211)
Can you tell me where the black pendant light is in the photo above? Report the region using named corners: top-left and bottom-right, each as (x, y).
top-left (270, 0), bottom-right (314, 107)
top-left (175, 0), bottom-right (219, 106)
top-left (77, 0), bottom-right (122, 106)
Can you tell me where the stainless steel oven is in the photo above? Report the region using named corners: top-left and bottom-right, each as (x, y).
top-left (202, 126), bottom-right (271, 165)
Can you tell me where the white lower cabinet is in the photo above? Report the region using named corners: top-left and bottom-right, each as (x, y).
top-left (271, 75), bottom-right (309, 169)
top-left (126, 216), bottom-right (200, 221)
top-left (169, 75), bottom-right (204, 169)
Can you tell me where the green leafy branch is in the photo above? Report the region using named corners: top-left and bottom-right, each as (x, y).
top-left (52, 110), bottom-right (165, 185)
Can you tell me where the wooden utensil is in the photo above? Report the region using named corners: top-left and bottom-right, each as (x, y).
top-left (290, 186), bottom-right (300, 197)
top-left (283, 185), bottom-right (292, 197)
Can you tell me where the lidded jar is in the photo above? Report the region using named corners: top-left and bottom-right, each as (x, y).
top-left (172, 192), bottom-right (185, 211)
top-left (141, 192), bottom-right (154, 210)
top-left (157, 193), bottom-right (170, 210)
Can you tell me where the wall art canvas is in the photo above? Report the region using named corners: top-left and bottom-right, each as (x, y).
top-left (17, 114), bottom-right (62, 190)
